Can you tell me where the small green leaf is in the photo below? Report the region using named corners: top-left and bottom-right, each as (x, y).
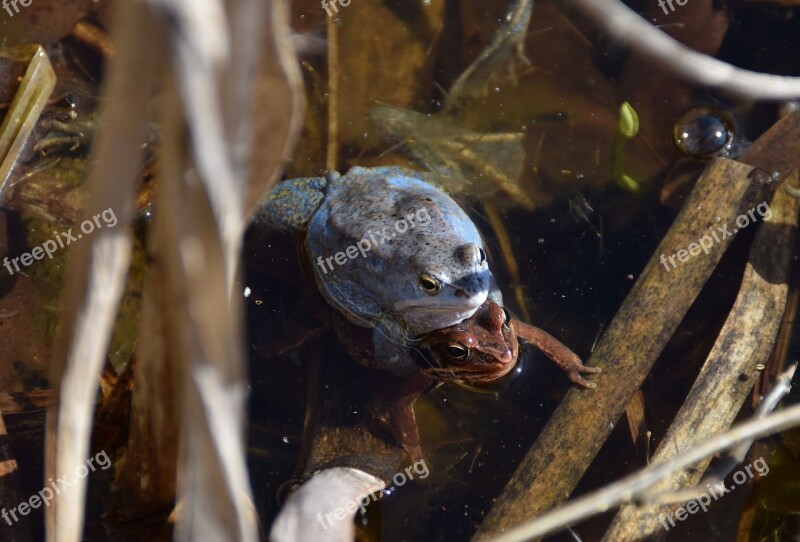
top-left (618, 101), bottom-right (640, 139)
top-left (618, 173), bottom-right (641, 192)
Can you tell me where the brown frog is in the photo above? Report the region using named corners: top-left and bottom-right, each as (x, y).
top-left (333, 301), bottom-right (600, 461)
top-left (415, 301), bottom-right (600, 388)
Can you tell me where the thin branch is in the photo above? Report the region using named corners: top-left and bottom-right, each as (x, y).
top-left (488, 402), bottom-right (800, 542)
top-left (562, 0), bottom-right (800, 99)
top-left (644, 363), bottom-right (796, 506)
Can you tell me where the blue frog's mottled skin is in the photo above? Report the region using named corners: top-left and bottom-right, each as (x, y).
top-left (260, 166), bottom-right (502, 376)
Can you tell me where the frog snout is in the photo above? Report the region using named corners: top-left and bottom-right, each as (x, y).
top-left (453, 279), bottom-right (486, 299)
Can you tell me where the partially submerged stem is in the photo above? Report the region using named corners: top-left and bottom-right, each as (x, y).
top-left (326, 15), bottom-right (340, 171)
top-left (604, 173), bottom-right (799, 541)
top-left (473, 157), bottom-right (769, 540)
top-left (483, 202), bottom-right (532, 323)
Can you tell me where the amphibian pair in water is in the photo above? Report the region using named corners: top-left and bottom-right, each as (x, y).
top-left (260, 166), bottom-right (599, 458)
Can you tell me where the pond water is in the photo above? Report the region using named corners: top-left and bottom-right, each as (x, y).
top-left (1, 0), bottom-right (799, 540)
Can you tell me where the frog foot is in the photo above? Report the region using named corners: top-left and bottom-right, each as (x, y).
top-left (512, 320), bottom-right (602, 389)
top-left (563, 361), bottom-right (603, 389)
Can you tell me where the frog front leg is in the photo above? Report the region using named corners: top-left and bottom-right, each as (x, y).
top-left (371, 317), bottom-right (418, 377)
top-left (512, 321), bottom-right (602, 388)
top-left (255, 171), bottom-right (340, 233)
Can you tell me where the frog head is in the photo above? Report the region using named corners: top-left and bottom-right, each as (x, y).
top-left (414, 301), bottom-right (518, 383)
top-left (392, 238), bottom-right (492, 334)
top-left (383, 191), bottom-right (494, 334)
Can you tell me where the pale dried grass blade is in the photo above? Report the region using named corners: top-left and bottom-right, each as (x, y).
top-left (44, 2), bottom-right (161, 541)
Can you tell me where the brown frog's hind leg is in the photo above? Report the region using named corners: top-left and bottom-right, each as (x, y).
top-left (512, 320), bottom-right (601, 388)
top-left (383, 372), bottom-right (438, 463)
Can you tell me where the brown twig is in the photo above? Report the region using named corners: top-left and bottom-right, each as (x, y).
top-left (70, 21), bottom-right (115, 59)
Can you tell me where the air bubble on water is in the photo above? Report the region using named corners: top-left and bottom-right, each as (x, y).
top-left (673, 107), bottom-right (734, 157)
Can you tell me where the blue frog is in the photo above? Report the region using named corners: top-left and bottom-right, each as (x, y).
top-left (259, 166), bottom-right (502, 377)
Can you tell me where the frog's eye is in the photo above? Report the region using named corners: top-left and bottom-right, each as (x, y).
top-left (419, 273), bottom-right (442, 295)
top-left (478, 248), bottom-right (487, 265)
top-left (501, 307), bottom-right (512, 325)
top-left (446, 342), bottom-right (470, 363)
